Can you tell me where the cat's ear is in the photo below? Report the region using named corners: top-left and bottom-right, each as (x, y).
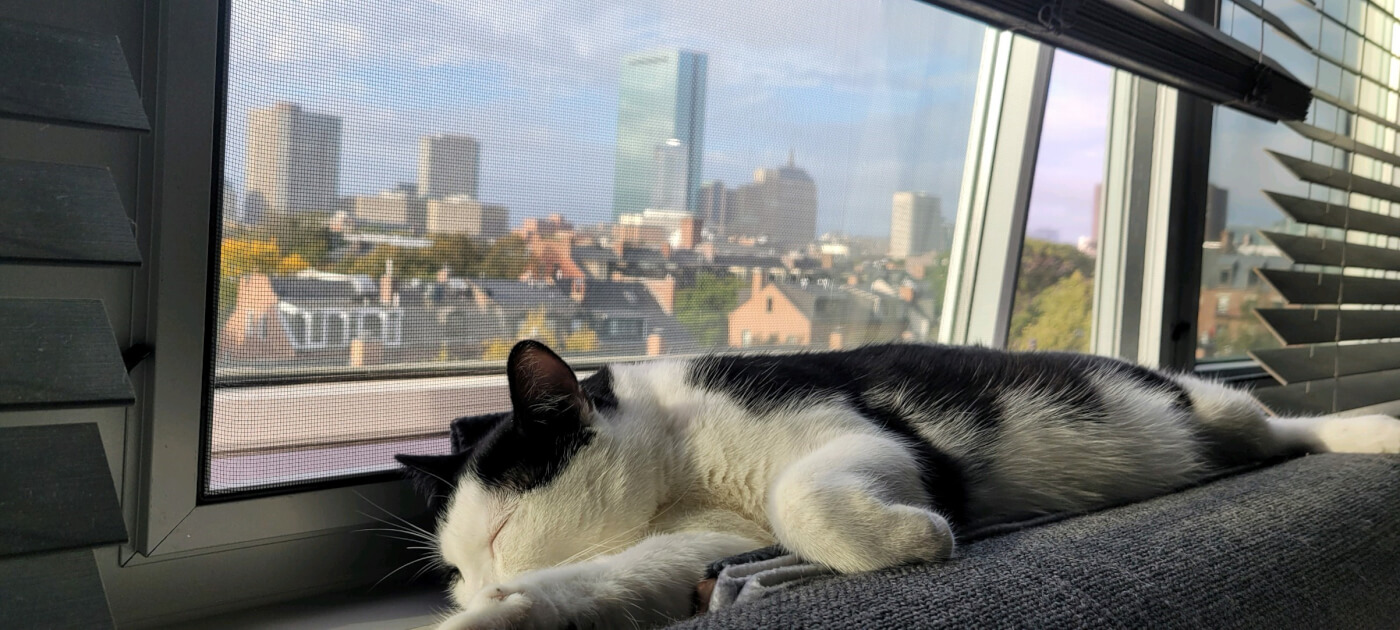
top-left (506, 339), bottom-right (590, 426)
top-left (395, 452), bottom-right (469, 499)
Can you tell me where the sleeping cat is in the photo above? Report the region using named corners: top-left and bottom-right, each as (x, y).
top-left (396, 339), bottom-right (1400, 630)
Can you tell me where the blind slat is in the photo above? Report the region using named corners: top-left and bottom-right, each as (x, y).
top-left (1251, 341), bottom-right (1400, 384)
top-left (1261, 230), bottom-right (1400, 272)
top-left (1256, 268), bottom-right (1400, 305)
top-left (1270, 151), bottom-right (1400, 205)
top-left (1254, 308), bottom-right (1400, 345)
top-left (1264, 191), bottom-right (1400, 239)
top-left (1253, 367), bottom-right (1400, 414)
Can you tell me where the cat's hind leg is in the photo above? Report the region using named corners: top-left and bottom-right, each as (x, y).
top-left (1173, 373), bottom-right (1400, 460)
top-left (1269, 414), bottom-right (1400, 454)
top-left (767, 433), bottom-right (954, 574)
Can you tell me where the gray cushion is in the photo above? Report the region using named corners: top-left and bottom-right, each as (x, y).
top-left (672, 454), bottom-right (1400, 629)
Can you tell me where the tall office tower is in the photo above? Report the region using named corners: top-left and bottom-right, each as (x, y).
top-left (650, 138), bottom-right (688, 211)
top-left (730, 151), bottom-right (819, 246)
top-left (613, 49), bottom-right (708, 219)
top-left (245, 102), bottom-right (342, 215)
top-left (418, 134), bottom-right (481, 200)
top-left (1204, 184), bottom-right (1230, 243)
top-left (697, 180), bottom-right (731, 234)
top-left (888, 191), bottom-right (943, 258)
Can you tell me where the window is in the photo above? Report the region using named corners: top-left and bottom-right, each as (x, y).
top-left (1008, 51), bottom-right (1112, 352)
top-left (208, 0), bottom-right (989, 495)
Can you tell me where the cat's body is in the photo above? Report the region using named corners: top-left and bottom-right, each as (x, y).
top-left (398, 340), bottom-right (1400, 630)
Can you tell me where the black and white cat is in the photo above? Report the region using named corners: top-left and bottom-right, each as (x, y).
top-left (397, 339), bottom-right (1400, 630)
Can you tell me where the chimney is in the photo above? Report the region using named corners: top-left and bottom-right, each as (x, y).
top-left (899, 285), bottom-right (915, 302)
top-left (380, 259), bottom-right (395, 305)
top-left (751, 267), bottom-right (766, 293)
top-left (678, 217), bottom-right (700, 249)
top-left (646, 330), bottom-right (665, 356)
top-left (570, 278), bottom-right (587, 303)
top-left (613, 240), bottom-right (626, 257)
top-left (846, 275), bottom-right (858, 286)
top-left (660, 243), bottom-right (672, 260)
top-left (828, 330), bottom-right (844, 350)
top-left (643, 276), bottom-right (676, 315)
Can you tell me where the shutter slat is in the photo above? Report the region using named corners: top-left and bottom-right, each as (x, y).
top-left (0, 299), bottom-right (134, 410)
top-left (1231, 0), bottom-right (1311, 49)
top-left (0, 19), bottom-right (149, 131)
top-left (1264, 191), bottom-right (1400, 238)
top-left (1256, 268), bottom-right (1400, 305)
top-left (0, 424), bottom-right (126, 556)
top-left (0, 159), bottom-right (141, 266)
top-left (1260, 230), bottom-right (1400, 271)
top-left (1270, 151), bottom-right (1400, 205)
top-left (0, 549), bottom-right (115, 629)
top-left (1251, 341), bottom-right (1400, 384)
top-left (1284, 121), bottom-right (1400, 169)
top-left (1254, 308), bottom-right (1400, 345)
top-left (1253, 367), bottom-right (1400, 414)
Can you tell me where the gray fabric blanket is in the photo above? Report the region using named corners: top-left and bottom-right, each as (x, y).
top-left (673, 454), bottom-right (1400, 629)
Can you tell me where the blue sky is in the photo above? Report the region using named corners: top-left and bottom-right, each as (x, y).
top-left (224, 0), bottom-right (1282, 245)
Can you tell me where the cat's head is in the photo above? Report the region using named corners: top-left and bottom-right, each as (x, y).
top-left (395, 340), bottom-right (661, 605)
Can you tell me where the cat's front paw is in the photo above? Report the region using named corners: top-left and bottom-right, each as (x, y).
top-left (438, 585), bottom-right (537, 630)
top-left (437, 573), bottom-right (617, 630)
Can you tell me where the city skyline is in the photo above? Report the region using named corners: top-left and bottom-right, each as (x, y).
top-left (223, 0), bottom-right (989, 240)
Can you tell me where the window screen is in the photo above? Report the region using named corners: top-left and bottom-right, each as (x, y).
top-left (208, 0), bottom-right (988, 496)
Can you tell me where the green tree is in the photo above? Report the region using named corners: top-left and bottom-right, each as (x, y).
top-left (923, 257), bottom-right (950, 316)
top-left (675, 273), bottom-right (746, 348)
top-left (479, 234), bottom-right (530, 279)
top-left (1010, 271), bottom-right (1093, 352)
top-left (1014, 239), bottom-right (1095, 308)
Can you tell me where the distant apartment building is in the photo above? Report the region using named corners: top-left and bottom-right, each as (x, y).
top-left (613, 49), bottom-right (708, 219)
top-left (351, 184), bottom-right (425, 232)
top-left (728, 271), bottom-right (921, 349)
top-left (425, 196), bottom-right (508, 238)
top-left (245, 102), bottom-right (342, 215)
top-left (697, 180), bottom-right (731, 234)
top-left (728, 152), bottom-right (818, 246)
top-left (418, 134), bottom-right (481, 200)
top-left (888, 192), bottom-right (943, 258)
top-left (1204, 184), bottom-right (1230, 243)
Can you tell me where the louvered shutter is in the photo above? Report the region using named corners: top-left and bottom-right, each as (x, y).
top-left (1222, 0), bottom-right (1400, 415)
top-left (0, 17), bottom-right (147, 630)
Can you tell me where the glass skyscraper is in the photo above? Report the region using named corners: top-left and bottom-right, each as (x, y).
top-left (613, 49), bottom-right (708, 220)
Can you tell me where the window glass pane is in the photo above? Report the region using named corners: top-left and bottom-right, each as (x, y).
top-left (1007, 51), bottom-right (1110, 353)
top-left (209, 0), bottom-right (987, 494)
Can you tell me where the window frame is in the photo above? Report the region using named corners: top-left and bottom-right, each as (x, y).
top-left (132, 0), bottom-right (1232, 564)
top-left (128, 0), bottom-right (423, 561)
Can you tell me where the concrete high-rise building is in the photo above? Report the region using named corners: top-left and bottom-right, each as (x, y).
top-left (730, 151), bottom-right (818, 246)
top-left (613, 49), bottom-right (708, 219)
top-left (1204, 184), bottom-right (1229, 243)
top-left (245, 102), bottom-right (342, 215)
top-left (697, 180), bottom-right (731, 234)
top-left (426, 196), bottom-right (508, 238)
top-left (351, 183), bottom-right (426, 233)
top-left (888, 192), bottom-right (943, 258)
top-left (419, 134), bottom-right (481, 200)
